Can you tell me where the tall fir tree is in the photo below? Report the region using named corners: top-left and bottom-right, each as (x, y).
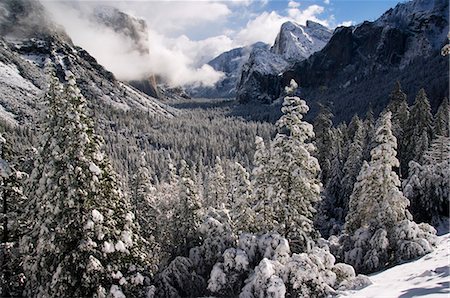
top-left (341, 124), bottom-right (366, 217)
top-left (341, 112), bottom-right (436, 274)
top-left (313, 104), bottom-right (334, 185)
top-left (385, 82), bottom-right (410, 177)
top-left (405, 88), bottom-right (433, 165)
top-left (265, 80), bottom-right (322, 252)
top-left (172, 160), bottom-right (202, 256)
top-left (345, 112), bottom-right (410, 233)
top-left (229, 162), bottom-right (255, 234)
top-left (21, 68), bottom-right (152, 297)
top-left (434, 97), bottom-right (449, 137)
top-left (251, 136), bottom-right (274, 233)
top-left (131, 152), bottom-right (161, 261)
top-left (206, 156), bottom-right (227, 208)
top-left (404, 135), bottom-right (450, 223)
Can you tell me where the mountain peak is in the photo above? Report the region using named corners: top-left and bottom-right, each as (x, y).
top-left (271, 19), bottom-right (332, 62)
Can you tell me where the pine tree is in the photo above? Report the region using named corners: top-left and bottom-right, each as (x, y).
top-left (206, 156), bottom-right (227, 208)
top-left (251, 136), bottom-right (273, 232)
top-left (21, 68), bottom-right (152, 297)
top-left (342, 112), bottom-right (436, 273)
top-left (265, 80), bottom-right (322, 252)
top-left (314, 104), bottom-right (334, 185)
top-left (405, 89), bottom-right (433, 165)
top-left (434, 98), bottom-right (449, 137)
top-left (345, 112), bottom-right (410, 234)
top-left (172, 160), bottom-right (202, 256)
top-left (404, 135), bottom-right (450, 223)
top-left (229, 162), bottom-right (255, 234)
top-left (131, 153), bottom-right (161, 261)
top-left (385, 82), bottom-right (409, 177)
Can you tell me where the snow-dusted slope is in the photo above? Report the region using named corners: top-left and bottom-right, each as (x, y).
top-left (272, 20), bottom-right (332, 62)
top-left (341, 233), bottom-right (450, 297)
top-left (0, 0), bottom-right (175, 125)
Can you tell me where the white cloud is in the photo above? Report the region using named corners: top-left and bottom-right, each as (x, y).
top-left (112, 1), bottom-right (231, 36)
top-left (324, 0), bottom-right (330, 5)
top-left (288, 1), bottom-right (300, 9)
top-left (43, 1), bottom-right (230, 87)
top-left (287, 4), bottom-right (328, 26)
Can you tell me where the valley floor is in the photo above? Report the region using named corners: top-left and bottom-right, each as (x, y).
top-left (341, 232), bottom-right (450, 298)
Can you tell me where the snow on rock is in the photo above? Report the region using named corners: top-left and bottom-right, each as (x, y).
top-left (89, 162), bottom-right (102, 176)
top-left (109, 285), bottom-right (126, 298)
top-left (115, 240), bottom-right (129, 253)
top-left (92, 209), bottom-right (104, 223)
top-left (86, 255), bottom-right (103, 272)
top-left (103, 241), bottom-right (116, 254)
top-left (340, 233), bottom-right (450, 297)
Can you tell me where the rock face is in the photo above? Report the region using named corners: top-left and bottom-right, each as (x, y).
top-left (187, 42), bottom-right (268, 99)
top-left (236, 46), bottom-right (290, 104)
top-left (236, 21), bottom-right (332, 103)
top-left (0, 0), bottom-right (174, 126)
top-left (281, 0), bottom-right (448, 122)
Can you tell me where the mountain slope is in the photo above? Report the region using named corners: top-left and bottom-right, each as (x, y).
top-left (0, 0), bottom-right (174, 126)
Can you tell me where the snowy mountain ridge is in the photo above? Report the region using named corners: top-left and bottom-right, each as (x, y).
top-left (272, 20), bottom-right (332, 62)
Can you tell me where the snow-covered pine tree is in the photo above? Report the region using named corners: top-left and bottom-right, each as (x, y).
top-left (345, 111), bottom-right (410, 233)
top-left (405, 89), bottom-right (433, 164)
top-left (314, 104), bottom-right (334, 185)
top-left (434, 97), bottom-right (449, 137)
top-left (0, 133), bottom-right (28, 297)
top-left (316, 126), bottom-right (345, 238)
top-left (172, 160), bottom-right (202, 256)
top-left (266, 79), bottom-right (321, 252)
top-left (404, 135), bottom-right (450, 224)
top-left (229, 162), bottom-right (255, 234)
top-left (341, 124), bottom-right (365, 216)
top-left (385, 82), bottom-right (409, 177)
top-left (363, 108), bottom-right (376, 162)
top-left (342, 112), bottom-right (436, 273)
top-left (251, 136), bottom-right (274, 233)
top-left (206, 156), bottom-right (227, 208)
top-left (21, 68), bottom-right (152, 297)
top-left (130, 152), bottom-right (161, 261)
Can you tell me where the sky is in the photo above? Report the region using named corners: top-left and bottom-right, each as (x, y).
top-left (43, 0), bottom-right (404, 86)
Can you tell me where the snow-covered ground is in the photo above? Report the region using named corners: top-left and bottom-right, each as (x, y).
top-left (342, 233), bottom-right (450, 297)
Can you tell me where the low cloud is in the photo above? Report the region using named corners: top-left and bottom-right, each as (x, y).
top-left (43, 1), bottom-right (228, 87)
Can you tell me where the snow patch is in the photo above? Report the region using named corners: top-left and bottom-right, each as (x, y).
top-left (341, 233), bottom-right (450, 297)
top-left (92, 209), bottom-right (104, 223)
top-left (109, 285), bottom-right (126, 298)
top-left (89, 162), bottom-right (102, 176)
